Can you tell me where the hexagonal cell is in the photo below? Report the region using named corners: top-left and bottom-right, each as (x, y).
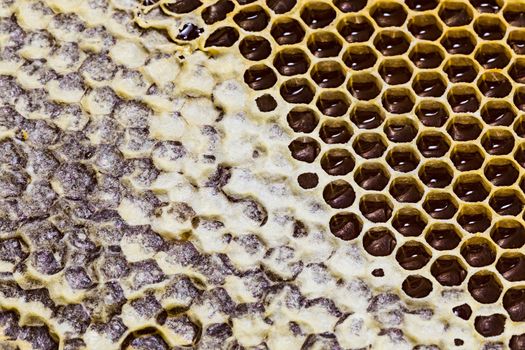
top-left (461, 237), bottom-right (496, 267)
top-left (352, 133), bottom-right (387, 159)
top-left (382, 88), bottom-right (415, 114)
top-left (337, 15), bottom-right (374, 43)
top-left (279, 78), bottom-right (315, 104)
top-left (333, 0), bottom-right (367, 13)
top-left (417, 131), bottom-right (451, 158)
top-left (350, 103), bottom-right (385, 129)
top-left (204, 26), bottom-right (240, 47)
top-left (386, 146), bottom-right (420, 172)
top-left (323, 179), bottom-right (356, 209)
top-left (389, 176), bottom-right (424, 203)
top-left (319, 119), bottom-right (353, 144)
top-left (256, 94), bottom-right (277, 112)
top-left (316, 91), bottom-right (351, 117)
top-left (474, 314), bottom-right (506, 337)
top-left (359, 194), bottom-right (393, 223)
top-left (396, 241), bottom-right (431, 270)
top-left (371, 2), bottom-right (407, 27)
top-left (393, 207), bottom-right (428, 237)
top-left (426, 223), bottom-right (462, 250)
top-left (311, 61), bottom-right (345, 88)
top-left (239, 36), bottom-right (272, 61)
top-left (408, 14), bottom-right (443, 41)
top-left (402, 275), bottom-right (433, 298)
top-left (374, 30), bottom-right (411, 56)
top-left (266, 0), bottom-right (297, 14)
top-left (287, 107), bottom-right (319, 133)
top-left (343, 45), bottom-right (378, 71)
top-left (457, 205), bottom-right (492, 233)
top-left (243, 64), bottom-right (277, 90)
top-left (490, 219), bottom-right (525, 248)
top-left (468, 272), bottom-right (502, 304)
top-left (475, 43), bottom-right (511, 69)
top-left (329, 212), bottom-right (362, 240)
top-left (379, 59), bottom-right (413, 85)
top-left (418, 161), bottom-right (453, 189)
top-left (273, 48), bottom-right (310, 76)
top-left (515, 87), bottom-right (525, 112)
top-left (201, 0), bottom-right (235, 24)
top-left (383, 117), bottom-right (418, 143)
top-left (481, 101), bottom-right (516, 126)
top-left (453, 174), bottom-right (490, 202)
top-left (270, 18), bottom-right (305, 45)
top-left (354, 162), bottom-right (390, 191)
top-left (474, 16), bottom-right (507, 40)
top-left (481, 129), bottom-right (515, 155)
top-left (496, 253), bottom-right (525, 281)
top-left (423, 192), bottom-right (458, 219)
top-left (347, 73), bottom-right (382, 101)
top-left (508, 30), bottom-right (525, 54)
top-left (288, 137), bottom-right (320, 163)
top-left (431, 256), bottom-right (467, 286)
top-left (412, 72), bottom-right (446, 97)
top-left (447, 116), bottom-right (483, 142)
top-left (503, 288), bottom-right (525, 321)
top-left (362, 227), bottom-right (397, 256)
top-left (409, 43), bottom-right (445, 69)
top-left (233, 5), bottom-right (270, 32)
top-left (307, 31), bottom-right (342, 58)
top-left (443, 57), bottom-right (478, 83)
top-left (320, 148), bottom-right (355, 176)
top-left (477, 72), bottom-right (512, 98)
top-left (469, 0), bottom-right (503, 13)
top-left (297, 172), bottom-right (318, 189)
top-left (439, 2), bottom-right (474, 27)
top-left (489, 189), bottom-right (524, 216)
top-left (440, 29), bottom-right (477, 54)
top-left (503, 3), bottom-right (525, 27)
top-left (447, 85), bottom-right (480, 113)
top-left (300, 1), bottom-right (336, 29)
top-left (515, 143), bottom-right (525, 168)
top-left (509, 59), bottom-right (525, 84)
top-left (451, 144), bottom-right (485, 171)
top-left (484, 159), bottom-right (519, 186)
top-left (416, 101), bottom-right (449, 127)
top-left (510, 334), bottom-right (525, 350)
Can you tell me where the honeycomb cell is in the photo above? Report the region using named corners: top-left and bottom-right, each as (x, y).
top-left (475, 314), bottom-right (506, 337)
top-left (337, 15), bottom-right (374, 43)
top-left (503, 4), bottom-right (525, 27)
top-left (300, 2), bottom-right (336, 29)
top-left (477, 72), bottom-right (512, 98)
top-left (233, 5), bottom-right (270, 32)
top-left (329, 212), bottom-right (362, 240)
top-left (382, 88), bottom-right (415, 114)
top-left (430, 256), bottom-right (467, 286)
top-left (481, 101), bottom-right (516, 126)
top-left (343, 45), bottom-right (378, 70)
top-left (374, 30), bottom-right (411, 56)
top-left (266, 0), bottom-right (297, 14)
top-left (359, 194), bottom-right (393, 223)
top-left (441, 29), bottom-right (477, 54)
top-left (320, 148), bottom-right (355, 175)
top-left (256, 94), bottom-right (277, 112)
top-left (453, 174), bottom-right (490, 202)
top-left (270, 18), bottom-right (305, 45)
top-left (475, 43), bottom-right (511, 69)
top-left (402, 275), bottom-right (433, 298)
top-left (416, 101), bottom-right (449, 127)
top-left (443, 57), bottom-right (479, 83)
top-left (396, 242), bottom-right (431, 270)
top-left (243, 65), bottom-right (277, 90)
top-left (393, 208), bottom-right (427, 237)
top-left (352, 133), bottom-right (387, 159)
top-left (514, 116), bottom-right (525, 137)
top-left (389, 177), bottom-right (424, 203)
top-left (288, 137), bottom-right (320, 163)
top-left (371, 2), bottom-right (407, 27)
top-left (508, 30), bottom-right (525, 54)
top-left (319, 119), bottom-right (352, 144)
top-left (451, 144), bottom-right (485, 171)
top-left (453, 303), bottom-right (473, 320)
top-left (408, 15), bottom-right (443, 41)
top-left (457, 205), bottom-right (492, 233)
top-left (426, 223), bottom-right (462, 250)
top-left (474, 16), bottom-right (506, 40)
top-left (515, 143), bottom-right (525, 168)
top-left (448, 86), bottom-right (480, 113)
top-left (350, 103), bottom-right (384, 129)
top-left (307, 31), bottom-right (343, 58)
top-left (509, 59), bottom-right (525, 84)
top-left (239, 36), bottom-right (272, 61)
top-left (423, 192), bottom-right (458, 219)
top-left (412, 72), bottom-right (447, 97)
top-left (280, 78), bottom-right (315, 103)
top-left (204, 26), bottom-right (240, 47)
top-left (409, 43), bottom-right (445, 69)
top-left (311, 61), bottom-right (345, 88)
top-left (418, 161), bottom-right (454, 189)
top-left (386, 146), bottom-right (420, 172)
top-left (323, 180), bottom-right (356, 208)
top-left (484, 160), bottom-right (519, 186)
top-left (490, 219), bottom-right (525, 248)
top-left (287, 107), bottom-right (319, 133)
top-left (298, 172), bottom-right (319, 189)
top-left (354, 163), bottom-right (390, 191)
top-left (333, 0), bottom-right (367, 13)
top-left (379, 59), bottom-right (413, 85)
top-left (470, 0), bottom-right (502, 13)
top-left (417, 131), bottom-right (451, 158)
top-left (503, 288), bottom-right (525, 321)
top-left (273, 48), bottom-right (310, 76)
top-left (496, 253), bottom-right (525, 281)
top-left (515, 87), bottom-right (525, 111)
top-left (347, 74), bottom-right (382, 101)
top-left (316, 91), bottom-right (350, 117)
top-left (489, 190), bottom-right (524, 216)
top-left (468, 272), bottom-right (502, 304)
top-left (383, 118), bottom-right (417, 143)
top-left (164, 0), bottom-right (202, 13)
top-left (481, 129), bottom-right (515, 155)
top-left (439, 2), bottom-right (474, 27)
top-left (447, 116), bottom-right (483, 142)
top-left (510, 334), bottom-right (525, 350)
top-left (363, 227), bottom-right (397, 256)
top-left (461, 238), bottom-right (496, 267)
top-left (202, 0), bottom-right (235, 25)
